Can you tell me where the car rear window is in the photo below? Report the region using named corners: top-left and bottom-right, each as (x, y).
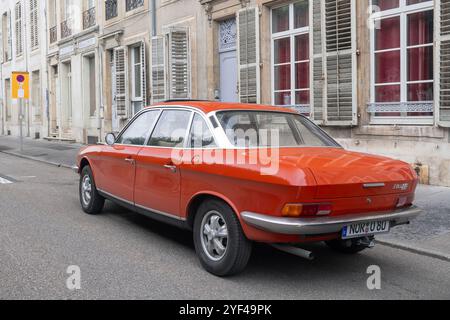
top-left (216, 111), bottom-right (339, 148)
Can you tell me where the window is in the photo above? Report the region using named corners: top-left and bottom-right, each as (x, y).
top-left (216, 111), bottom-right (338, 148)
top-left (369, 0), bottom-right (434, 123)
top-left (30, 0), bottom-right (39, 49)
top-left (188, 114), bottom-right (217, 148)
top-left (32, 70), bottom-right (41, 121)
top-left (271, 1), bottom-right (310, 114)
top-left (15, 2), bottom-right (23, 56)
top-left (2, 11), bottom-right (12, 62)
top-left (87, 56), bottom-right (96, 117)
top-left (116, 110), bottom-right (160, 145)
top-left (5, 79), bottom-right (11, 120)
top-left (148, 110), bottom-right (192, 148)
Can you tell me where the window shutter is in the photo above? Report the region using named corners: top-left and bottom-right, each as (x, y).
top-left (237, 7), bottom-right (260, 104)
top-left (140, 41), bottom-right (147, 107)
top-left (323, 0), bottom-right (357, 125)
top-left (312, 0), bottom-right (325, 122)
top-left (15, 2), bottom-right (23, 56)
top-left (151, 36), bottom-right (166, 103)
top-left (168, 28), bottom-right (190, 100)
top-left (114, 47), bottom-right (129, 119)
top-left (0, 19), bottom-right (3, 63)
top-left (7, 10), bottom-right (12, 60)
top-left (438, 0), bottom-right (450, 126)
top-left (30, 0), bottom-right (39, 49)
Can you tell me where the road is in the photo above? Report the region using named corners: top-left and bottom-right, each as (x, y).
top-left (0, 152), bottom-right (449, 300)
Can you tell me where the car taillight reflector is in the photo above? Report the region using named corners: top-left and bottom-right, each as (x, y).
top-left (282, 204), bottom-right (332, 217)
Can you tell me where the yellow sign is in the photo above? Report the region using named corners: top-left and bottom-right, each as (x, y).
top-left (12, 71), bottom-right (30, 100)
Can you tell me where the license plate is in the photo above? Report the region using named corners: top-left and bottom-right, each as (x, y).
top-left (342, 220), bottom-right (390, 240)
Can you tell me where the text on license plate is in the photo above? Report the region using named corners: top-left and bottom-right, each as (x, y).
top-left (342, 220), bottom-right (390, 239)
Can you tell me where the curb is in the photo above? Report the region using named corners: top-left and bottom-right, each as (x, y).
top-left (376, 239), bottom-right (450, 262)
top-left (0, 150), bottom-right (74, 170)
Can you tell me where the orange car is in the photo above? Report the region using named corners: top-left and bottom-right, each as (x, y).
top-left (75, 101), bottom-right (422, 276)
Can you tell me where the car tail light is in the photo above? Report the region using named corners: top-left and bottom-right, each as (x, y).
top-left (396, 194), bottom-right (415, 208)
top-left (282, 204), bottom-right (332, 217)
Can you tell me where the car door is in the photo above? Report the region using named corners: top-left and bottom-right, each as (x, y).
top-left (96, 110), bottom-right (161, 204)
top-left (134, 109), bottom-right (193, 218)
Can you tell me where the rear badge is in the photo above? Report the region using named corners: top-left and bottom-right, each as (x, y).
top-left (366, 198), bottom-right (373, 205)
top-left (393, 183), bottom-right (409, 191)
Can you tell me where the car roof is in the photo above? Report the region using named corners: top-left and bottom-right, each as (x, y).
top-left (145, 101), bottom-right (298, 115)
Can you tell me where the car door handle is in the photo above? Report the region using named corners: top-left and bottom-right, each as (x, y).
top-left (164, 164), bottom-right (177, 173)
top-left (125, 158), bottom-right (135, 164)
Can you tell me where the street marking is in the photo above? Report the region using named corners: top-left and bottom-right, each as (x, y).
top-left (0, 177), bottom-right (13, 184)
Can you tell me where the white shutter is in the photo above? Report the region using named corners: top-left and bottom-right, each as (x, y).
top-left (15, 2), bottom-right (23, 56)
top-left (438, 0), bottom-right (450, 126)
top-left (0, 17), bottom-right (3, 63)
top-left (140, 41), bottom-right (147, 107)
top-left (168, 28), bottom-right (190, 99)
top-left (237, 7), bottom-right (260, 104)
top-left (312, 0), bottom-right (325, 122)
top-left (7, 10), bottom-right (12, 61)
top-left (114, 47), bottom-right (129, 119)
top-left (323, 0), bottom-right (357, 125)
top-left (151, 36), bottom-right (166, 103)
top-left (30, 0), bottom-right (39, 49)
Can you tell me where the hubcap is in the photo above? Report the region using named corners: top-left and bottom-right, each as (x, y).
top-left (200, 211), bottom-right (229, 261)
top-left (81, 175), bottom-right (92, 206)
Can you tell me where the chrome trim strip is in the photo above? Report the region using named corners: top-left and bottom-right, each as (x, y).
top-left (363, 183), bottom-right (386, 188)
top-left (241, 206), bottom-right (422, 235)
top-left (135, 203), bottom-right (186, 222)
top-left (98, 189), bottom-right (134, 206)
top-left (97, 188), bottom-right (186, 222)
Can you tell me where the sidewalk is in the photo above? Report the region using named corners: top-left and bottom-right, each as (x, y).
top-left (0, 135), bottom-right (82, 169)
top-left (1, 135), bottom-right (449, 261)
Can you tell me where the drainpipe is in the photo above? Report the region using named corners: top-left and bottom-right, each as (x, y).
top-left (23, 0), bottom-right (30, 137)
top-left (151, 0), bottom-right (156, 37)
top-left (0, 62), bottom-right (3, 136)
top-left (43, 1), bottom-right (50, 139)
top-left (98, 41), bottom-right (104, 142)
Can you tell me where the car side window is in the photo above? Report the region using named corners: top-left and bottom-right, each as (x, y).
top-left (116, 110), bottom-right (160, 146)
top-left (189, 114), bottom-right (217, 148)
top-left (148, 110), bottom-right (192, 148)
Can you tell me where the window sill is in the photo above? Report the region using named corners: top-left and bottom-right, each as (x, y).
top-left (355, 125), bottom-right (445, 139)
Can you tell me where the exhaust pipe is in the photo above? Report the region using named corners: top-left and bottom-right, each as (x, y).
top-left (271, 244), bottom-right (315, 260)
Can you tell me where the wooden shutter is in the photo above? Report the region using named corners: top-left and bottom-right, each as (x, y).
top-left (140, 41), bottom-right (147, 107)
top-left (7, 10), bottom-right (12, 61)
top-left (30, 0), bottom-right (39, 48)
top-left (114, 47), bottom-right (128, 119)
top-left (15, 2), bottom-right (23, 56)
top-left (312, 0), bottom-right (325, 122)
top-left (323, 0), bottom-right (357, 125)
top-left (151, 36), bottom-right (166, 103)
top-left (438, 0), bottom-right (450, 126)
top-left (237, 7), bottom-right (260, 104)
top-left (168, 28), bottom-right (190, 99)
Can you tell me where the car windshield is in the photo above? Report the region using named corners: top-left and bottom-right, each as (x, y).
top-left (216, 111), bottom-right (339, 148)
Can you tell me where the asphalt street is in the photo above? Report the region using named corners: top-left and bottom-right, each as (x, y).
top-left (0, 152), bottom-right (449, 300)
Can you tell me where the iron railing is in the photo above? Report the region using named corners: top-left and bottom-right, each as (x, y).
top-left (49, 26), bottom-right (57, 43)
top-left (105, 0), bottom-right (118, 20)
top-left (83, 7), bottom-right (96, 29)
top-left (61, 19), bottom-right (72, 38)
top-left (126, 0), bottom-right (144, 12)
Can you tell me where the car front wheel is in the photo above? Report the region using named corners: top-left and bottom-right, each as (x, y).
top-left (193, 200), bottom-right (252, 277)
top-left (79, 166), bottom-right (105, 215)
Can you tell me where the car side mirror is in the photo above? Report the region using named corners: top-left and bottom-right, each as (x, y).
top-left (105, 133), bottom-right (116, 146)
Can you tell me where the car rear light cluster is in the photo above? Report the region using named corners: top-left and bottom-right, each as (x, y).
top-left (396, 194), bottom-right (415, 208)
top-left (282, 203), bottom-right (332, 218)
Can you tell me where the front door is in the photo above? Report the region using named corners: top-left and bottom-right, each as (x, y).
top-left (96, 110), bottom-right (160, 203)
top-left (134, 109), bottom-right (192, 217)
top-left (219, 18), bottom-right (238, 102)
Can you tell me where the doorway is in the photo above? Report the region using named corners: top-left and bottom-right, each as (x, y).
top-left (219, 18), bottom-right (238, 103)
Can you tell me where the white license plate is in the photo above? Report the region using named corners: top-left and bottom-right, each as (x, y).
top-left (342, 220), bottom-right (390, 240)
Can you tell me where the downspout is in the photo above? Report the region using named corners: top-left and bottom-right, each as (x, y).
top-left (23, 0), bottom-right (30, 137)
top-left (151, 0), bottom-right (156, 37)
top-left (98, 39), bottom-right (104, 142)
top-left (43, 1), bottom-right (50, 139)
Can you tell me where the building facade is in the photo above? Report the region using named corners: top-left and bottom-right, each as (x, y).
top-left (0, 0), bottom-right (48, 140)
top-left (1, 0), bottom-right (449, 186)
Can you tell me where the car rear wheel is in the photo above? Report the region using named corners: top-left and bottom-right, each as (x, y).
top-left (79, 166), bottom-right (105, 215)
top-left (193, 199), bottom-right (252, 277)
top-left (325, 238), bottom-right (371, 254)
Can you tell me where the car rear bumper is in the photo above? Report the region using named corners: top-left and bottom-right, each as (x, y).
top-left (241, 206), bottom-right (422, 236)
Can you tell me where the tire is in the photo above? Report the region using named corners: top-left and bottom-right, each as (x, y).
top-left (193, 199), bottom-right (252, 277)
top-left (325, 238), bottom-right (369, 254)
top-left (79, 166), bottom-right (105, 215)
